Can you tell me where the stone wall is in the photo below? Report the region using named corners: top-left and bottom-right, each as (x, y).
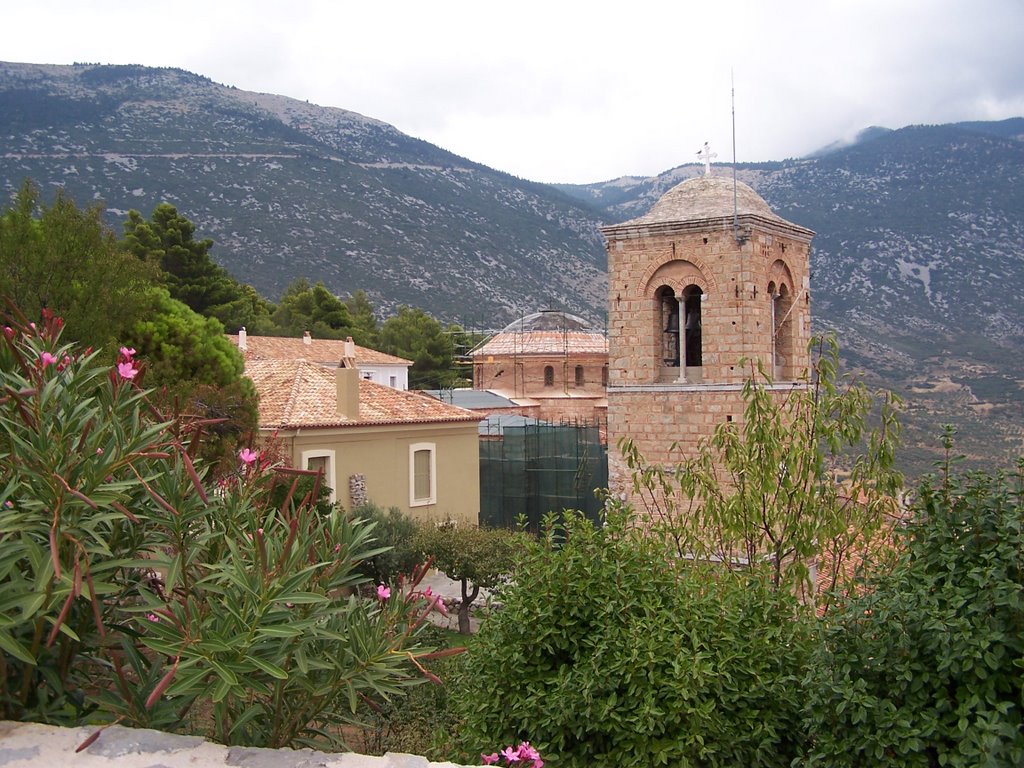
top-left (0, 721), bottom-right (477, 768)
top-left (606, 225), bottom-right (812, 388)
top-left (606, 382), bottom-right (809, 497)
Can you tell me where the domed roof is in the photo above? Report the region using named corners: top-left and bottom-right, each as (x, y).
top-left (626, 175), bottom-right (784, 226)
top-left (499, 310), bottom-right (592, 334)
top-left (471, 311), bottom-right (607, 357)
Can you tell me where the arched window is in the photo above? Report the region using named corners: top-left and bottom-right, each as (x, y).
top-left (575, 365), bottom-right (584, 386)
top-left (682, 285), bottom-right (703, 369)
top-left (656, 285), bottom-right (680, 367)
top-left (770, 282), bottom-right (794, 380)
top-left (601, 365), bottom-right (608, 387)
top-left (544, 365), bottom-right (554, 387)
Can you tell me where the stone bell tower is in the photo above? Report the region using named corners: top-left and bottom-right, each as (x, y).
top-left (601, 165), bottom-right (815, 497)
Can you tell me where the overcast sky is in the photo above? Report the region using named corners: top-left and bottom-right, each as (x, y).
top-left (4, 0), bottom-right (1023, 183)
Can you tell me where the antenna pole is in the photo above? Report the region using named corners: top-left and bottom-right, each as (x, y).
top-left (732, 70), bottom-right (739, 234)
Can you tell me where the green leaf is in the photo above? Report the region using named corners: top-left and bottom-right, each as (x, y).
top-left (247, 656), bottom-right (288, 680)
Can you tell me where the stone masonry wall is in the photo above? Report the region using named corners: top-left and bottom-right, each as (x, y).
top-left (606, 383), bottom-right (808, 497)
top-left (606, 222), bottom-right (811, 387)
top-left (0, 721), bottom-right (477, 768)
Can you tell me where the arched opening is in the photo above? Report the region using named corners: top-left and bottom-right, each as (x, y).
top-left (574, 365), bottom-right (585, 387)
top-left (769, 281), bottom-right (795, 380)
top-left (656, 285), bottom-right (680, 368)
top-left (543, 365), bottom-right (554, 387)
top-left (681, 285), bottom-right (703, 383)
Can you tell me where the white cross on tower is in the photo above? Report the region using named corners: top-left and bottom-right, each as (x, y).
top-left (697, 141), bottom-right (717, 176)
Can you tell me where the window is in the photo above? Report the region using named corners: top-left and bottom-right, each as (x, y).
top-left (361, 370), bottom-right (374, 381)
top-left (601, 365), bottom-right (608, 387)
top-left (544, 365), bottom-right (554, 387)
top-left (575, 365), bottom-right (585, 386)
top-left (389, 375), bottom-right (397, 388)
top-left (682, 285), bottom-right (703, 368)
top-left (301, 449), bottom-right (336, 503)
top-left (409, 442), bottom-right (436, 506)
top-left (656, 285), bottom-right (680, 367)
top-left (769, 281), bottom-right (794, 380)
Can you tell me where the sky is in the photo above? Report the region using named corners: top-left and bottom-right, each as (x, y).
top-left (4, 0), bottom-right (1023, 184)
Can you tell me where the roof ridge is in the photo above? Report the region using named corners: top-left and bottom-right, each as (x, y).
top-left (280, 360), bottom-right (307, 427)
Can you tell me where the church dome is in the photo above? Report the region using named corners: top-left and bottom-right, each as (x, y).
top-left (471, 310), bottom-right (607, 357)
top-left (499, 310), bottom-right (592, 334)
top-left (625, 175), bottom-right (785, 226)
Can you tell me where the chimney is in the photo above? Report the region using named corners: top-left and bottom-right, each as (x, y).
top-left (238, 327), bottom-right (247, 351)
top-left (336, 363), bottom-right (359, 420)
top-left (336, 336), bottom-right (360, 419)
top-left (342, 336), bottom-right (356, 368)
top-left (303, 330), bottom-right (312, 345)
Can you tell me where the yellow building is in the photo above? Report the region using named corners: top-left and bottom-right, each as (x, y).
top-left (240, 337), bottom-right (481, 525)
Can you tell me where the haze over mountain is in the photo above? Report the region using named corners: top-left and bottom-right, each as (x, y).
top-left (1, 61), bottom-right (1021, 475)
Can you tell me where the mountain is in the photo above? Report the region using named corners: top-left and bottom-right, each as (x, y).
top-left (0, 61), bottom-right (607, 327)
top-left (1, 62), bottom-right (1022, 476)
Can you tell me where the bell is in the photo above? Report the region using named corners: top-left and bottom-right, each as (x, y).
top-left (665, 312), bottom-right (679, 332)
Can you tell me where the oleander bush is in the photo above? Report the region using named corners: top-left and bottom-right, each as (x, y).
top-left (0, 306), bottom-right (443, 749)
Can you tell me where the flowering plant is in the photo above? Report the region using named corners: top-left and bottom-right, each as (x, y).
top-left (481, 741), bottom-right (543, 767)
top-left (0, 305), bottom-right (448, 749)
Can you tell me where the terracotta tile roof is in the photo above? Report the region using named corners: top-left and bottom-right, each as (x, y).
top-left (471, 330), bottom-right (608, 357)
top-left (244, 358), bottom-right (480, 429)
top-left (226, 334), bottom-right (411, 367)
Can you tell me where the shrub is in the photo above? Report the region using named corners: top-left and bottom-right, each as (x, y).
top-left (414, 521), bottom-right (525, 634)
top-left (802, 459), bottom-right (1024, 766)
top-left (351, 503), bottom-right (423, 585)
top-left (0, 307), bottom-right (442, 748)
top-left (454, 509), bottom-right (816, 767)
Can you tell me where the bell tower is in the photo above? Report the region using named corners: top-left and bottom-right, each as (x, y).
top-left (601, 168), bottom-right (814, 497)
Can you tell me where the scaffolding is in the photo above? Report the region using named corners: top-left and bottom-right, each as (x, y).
top-left (479, 418), bottom-right (608, 530)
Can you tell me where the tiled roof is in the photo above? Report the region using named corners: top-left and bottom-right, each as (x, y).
top-left (605, 176), bottom-right (812, 237)
top-left (244, 358), bottom-right (480, 429)
top-left (471, 330), bottom-right (608, 357)
top-left (226, 334), bottom-right (411, 367)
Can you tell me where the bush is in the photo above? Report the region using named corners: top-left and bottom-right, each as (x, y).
top-left (453, 509), bottom-right (816, 767)
top-left (356, 624), bottom-right (468, 760)
top-left (0, 308), bottom-right (442, 748)
top-left (803, 460), bottom-right (1024, 766)
top-left (414, 521), bottom-right (525, 634)
top-left (351, 503), bottom-right (423, 586)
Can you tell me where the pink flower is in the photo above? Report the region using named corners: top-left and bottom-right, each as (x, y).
top-left (516, 743), bottom-right (541, 764)
top-left (481, 753), bottom-right (499, 765)
top-left (376, 584), bottom-right (391, 600)
top-left (40, 351), bottom-right (58, 368)
top-left (119, 346), bottom-right (136, 360)
top-left (146, 613), bottom-right (160, 623)
top-left (117, 361), bottom-right (138, 380)
top-left (423, 586), bottom-right (432, 598)
top-left (239, 448), bottom-right (258, 465)
top-left (500, 746), bottom-right (519, 763)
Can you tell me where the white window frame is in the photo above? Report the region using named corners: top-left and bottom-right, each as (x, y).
top-left (301, 448), bottom-right (337, 504)
top-left (408, 442), bottom-right (436, 507)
